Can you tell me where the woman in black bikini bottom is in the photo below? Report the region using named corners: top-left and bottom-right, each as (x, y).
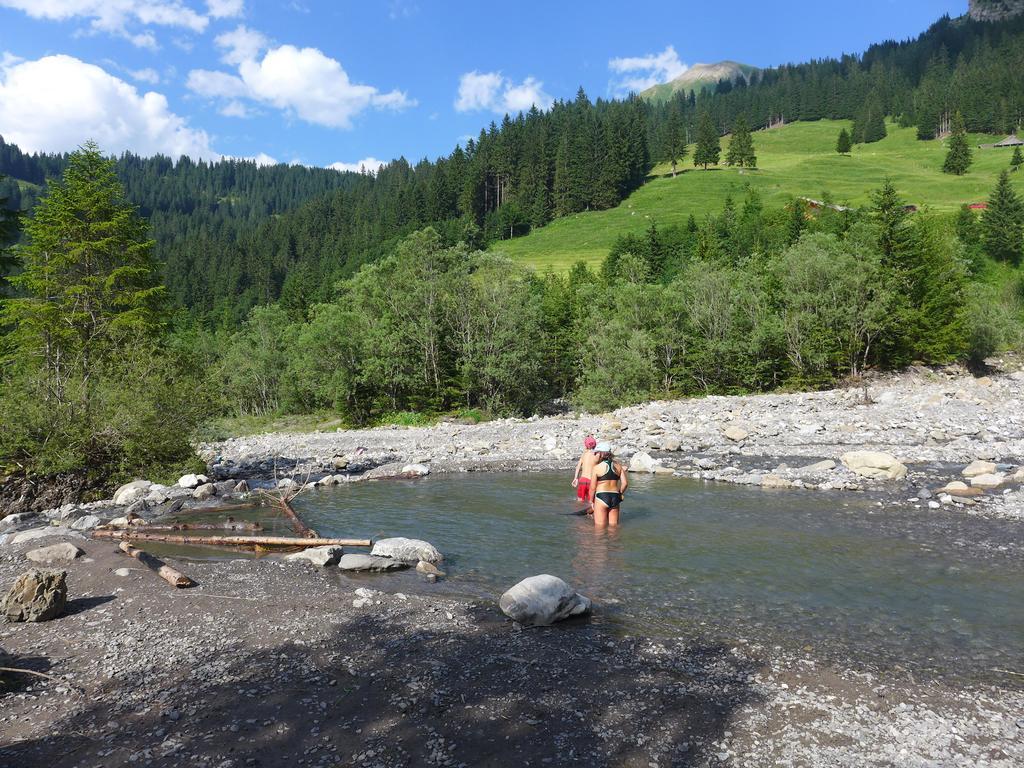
top-left (587, 442), bottom-right (628, 528)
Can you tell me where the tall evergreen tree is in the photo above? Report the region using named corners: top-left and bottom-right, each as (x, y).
top-left (663, 107), bottom-right (686, 177)
top-left (982, 170), bottom-right (1024, 265)
top-left (836, 128), bottom-right (853, 154)
top-left (725, 114), bottom-right (756, 168)
top-left (871, 179), bottom-right (913, 264)
top-left (0, 174), bottom-right (19, 284)
top-left (693, 111), bottom-right (721, 170)
top-left (1011, 145), bottom-right (1024, 172)
top-left (942, 112), bottom-right (972, 175)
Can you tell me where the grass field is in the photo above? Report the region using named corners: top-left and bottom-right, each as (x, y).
top-left (492, 119), bottom-right (1024, 271)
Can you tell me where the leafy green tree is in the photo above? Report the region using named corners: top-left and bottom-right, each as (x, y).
top-left (1011, 145), bottom-right (1023, 172)
top-left (693, 111), bottom-right (721, 170)
top-left (726, 114), bottom-right (756, 168)
top-left (836, 128), bottom-right (853, 154)
top-left (942, 112), bottom-right (972, 175)
top-left (954, 204), bottom-right (984, 273)
top-left (982, 170), bottom-right (1024, 265)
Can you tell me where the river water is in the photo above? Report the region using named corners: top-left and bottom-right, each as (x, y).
top-left (176, 472), bottom-right (1024, 683)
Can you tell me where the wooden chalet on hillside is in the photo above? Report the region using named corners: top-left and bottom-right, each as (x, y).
top-left (978, 135), bottom-right (1024, 149)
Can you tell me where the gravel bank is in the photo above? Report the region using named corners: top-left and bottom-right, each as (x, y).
top-left (1, 536), bottom-right (1021, 768)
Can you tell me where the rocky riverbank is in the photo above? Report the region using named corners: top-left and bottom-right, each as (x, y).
top-left (198, 365), bottom-right (1024, 522)
top-left (1, 535), bottom-right (1021, 768)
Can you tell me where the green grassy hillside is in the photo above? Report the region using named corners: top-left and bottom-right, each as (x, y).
top-left (493, 120), bottom-right (1024, 271)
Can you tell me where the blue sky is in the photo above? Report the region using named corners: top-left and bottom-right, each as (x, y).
top-left (0, 1), bottom-right (966, 170)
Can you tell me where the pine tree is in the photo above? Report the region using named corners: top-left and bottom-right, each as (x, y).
top-left (663, 108), bottom-right (686, 177)
top-left (942, 112), bottom-right (972, 175)
top-left (0, 174), bottom-right (19, 283)
top-left (693, 111), bottom-right (721, 170)
top-left (854, 93), bottom-right (887, 144)
top-left (3, 142), bottom-right (166, 401)
top-left (786, 199), bottom-right (807, 245)
top-left (836, 128), bottom-right (852, 154)
top-left (871, 179), bottom-right (912, 264)
top-left (726, 114), bottom-right (756, 168)
top-left (982, 170), bottom-right (1024, 265)
top-left (1011, 145), bottom-right (1023, 172)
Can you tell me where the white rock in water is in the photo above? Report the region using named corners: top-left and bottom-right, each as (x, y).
top-left (177, 473), bottom-right (209, 489)
top-left (840, 451), bottom-right (908, 480)
top-left (401, 463), bottom-right (430, 476)
top-left (499, 574), bottom-right (591, 627)
top-left (371, 537), bottom-right (443, 564)
top-left (338, 554), bottom-right (408, 572)
top-left (629, 452), bottom-right (658, 473)
top-left (192, 483), bottom-right (217, 500)
top-left (112, 480), bottom-right (152, 506)
top-left (416, 560), bottom-right (446, 578)
top-left (723, 426), bottom-right (748, 442)
top-left (962, 460), bottom-right (997, 478)
top-left (25, 542), bottom-right (83, 564)
top-left (970, 472), bottom-right (1005, 489)
top-left (285, 545), bottom-right (343, 566)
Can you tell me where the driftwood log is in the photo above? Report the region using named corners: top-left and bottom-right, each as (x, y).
top-left (142, 520), bottom-right (263, 533)
top-left (95, 530), bottom-right (370, 548)
top-left (278, 496), bottom-right (318, 538)
top-left (118, 541), bottom-right (195, 588)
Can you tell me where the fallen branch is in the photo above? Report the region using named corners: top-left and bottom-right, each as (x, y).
top-left (142, 520), bottom-right (263, 532)
top-left (118, 541), bottom-right (196, 588)
top-left (992, 668), bottom-right (1024, 678)
top-left (96, 530), bottom-right (370, 548)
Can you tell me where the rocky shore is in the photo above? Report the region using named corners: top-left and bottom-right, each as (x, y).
top-left (1, 536), bottom-right (1022, 768)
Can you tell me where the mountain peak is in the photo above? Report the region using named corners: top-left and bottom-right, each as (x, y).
top-left (640, 61), bottom-right (758, 102)
top-left (969, 0), bottom-right (1024, 21)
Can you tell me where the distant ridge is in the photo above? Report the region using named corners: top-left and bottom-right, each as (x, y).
top-left (640, 61), bottom-right (759, 103)
top-left (969, 0), bottom-right (1024, 21)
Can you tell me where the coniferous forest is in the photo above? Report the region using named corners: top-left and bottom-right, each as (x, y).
top-left (2, 9), bottom-right (1024, 486)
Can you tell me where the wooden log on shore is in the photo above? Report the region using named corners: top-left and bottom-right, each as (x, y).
top-left (118, 541), bottom-right (195, 588)
top-left (142, 520), bottom-right (263, 533)
top-left (95, 530), bottom-right (371, 548)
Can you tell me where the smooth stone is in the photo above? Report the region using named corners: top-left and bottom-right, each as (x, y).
top-left (660, 437), bottom-right (682, 452)
top-left (177, 473), bottom-right (209, 489)
top-left (284, 545), bottom-right (343, 567)
top-left (840, 451), bottom-right (908, 480)
top-left (499, 574), bottom-right (591, 627)
top-left (962, 460), bottom-right (998, 478)
top-left (25, 542), bottom-right (83, 564)
top-left (11, 526), bottom-right (82, 544)
top-left (0, 512), bottom-right (39, 530)
top-left (192, 483), bottom-right (217, 500)
top-left (112, 480), bottom-right (152, 506)
top-left (338, 554), bottom-right (408, 572)
top-left (416, 560), bottom-right (446, 578)
top-left (723, 426), bottom-right (748, 442)
top-left (760, 475), bottom-right (793, 489)
top-left (371, 537), bottom-right (443, 564)
top-left (113, 567), bottom-right (133, 577)
top-left (799, 460), bottom-right (836, 473)
top-left (3, 568), bottom-right (67, 622)
top-left (970, 472), bottom-right (1006, 489)
top-left (629, 452), bottom-right (658, 473)
top-left (400, 463), bottom-right (430, 476)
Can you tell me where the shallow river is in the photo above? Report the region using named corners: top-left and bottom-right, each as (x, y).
top-left (190, 473), bottom-right (1024, 682)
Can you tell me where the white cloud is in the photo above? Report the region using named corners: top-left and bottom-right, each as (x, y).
top-left (207, 0), bottom-right (243, 18)
top-left (454, 70), bottom-right (552, 114)
top-left (188, 29), bottom-right (415, 129)
top-left (215, 24), bottom-right (267, 65)
top-left (129, 67), bottom-right (160, 84)
top-left (608, 45), bottom-right (689, 95)
top-left (328, 157), bottom-right (385, 174)
top-left (0, 0), bottom-right (209, 47)
top-left (219, 99), bottom-right (253, 118)
top-left (0, 54), bottom-right (217, 159)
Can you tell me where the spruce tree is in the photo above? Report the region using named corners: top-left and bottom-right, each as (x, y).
top-left (836, 128), bottom-right (852, 154)
top-left (726, 114), bottom-right (756, 168)
top-left (0, 174), bottom-right (19, 283)
top-left (693, 111), bottom-right (721, 170)
top-left (871, 179), bottom-right (912, 264)
top-left (982, 170), bottom-right (1024, 265)
top-left (663, 108), bottom-right (686, 177)
top-left (942, 112), bottom-right (972, 175)
top-left (1011, 145), bottom-right (1023, 172)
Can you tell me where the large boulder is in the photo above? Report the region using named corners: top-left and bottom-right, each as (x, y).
top-left (371, 537), bottom-right (443, 564)
top-left (112, 480), bottom-right (152, 506)
top-left (192, 483), bottom-right (217, 500)
top-left (70, 515), bottom-right (102, 532)
top-left (11, 526), bottom-right (82, 544)
top-left (499, 575), bottom-right (591, 627)
top-left (970, 472), bottom-right (1006, 489)
top-left (25, 542), bottom-right (83, 564)
top-left (723, 426), bottom-right (749, 442)
top-left (841, 451), bottom-right (908, 480)
top-left (962, 460), bottom-right (997, 478)
top-left (3, 568), bottom-right (67, 622)
top-left (284, 545), bottom-right (343, 567)
top-left (400, 463), bottom-right (430, 477)
top-left (177, 473), bottom-right (209, 489)
top-left (629, 452), bottom-right (658, 473)
top-left (338, 554), bottom-right (409, 572)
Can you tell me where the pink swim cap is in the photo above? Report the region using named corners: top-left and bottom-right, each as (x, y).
top-left (584, 435), bottom-right (597, 449)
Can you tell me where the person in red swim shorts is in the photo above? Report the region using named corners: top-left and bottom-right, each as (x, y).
top-left (572, 435), bottom-right (599, 513)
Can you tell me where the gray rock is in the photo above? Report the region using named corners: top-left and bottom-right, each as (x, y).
top-left (113, 567), bottom-right (133, 577)
top-left (25, 542), bottom-right (84, 564)
top-left (400, 463), bottom-right (430, 476)
top-left (284, 545), bottom-right (344, 566)
top-left (371, 537), bottom-right (443, 564)
top-left (12, 526), bottom-right (82, 544)
top-left (192, 483), bottom-right (217, 500)
top-left (695, 457), bottom-right (718, 470)
top-left (660, 436), bottom-right (682, 452)
top-left (841, 451), bottom-right (908, 480)
top-left (416, 560), bottom-right (446, 578)
top-left (799, 459), bottom-right (837, 473)
top-left (724, 426), bottom-right (749, 442)
top-left (629, 452), bottom-right (658, 473)
top-left (962, 460), bottom-right (997, 478)
top-left (0, 512), bottom-right (39, 531)
top-left (112, 480), bottom-right (152, 506)
top-left (125, 499), bottom-right (148, 517)
top-left (215, 480), bottom-right (237, 495)
top-left (499, 574), bottom-right (591, 627)
top-left (233, 480), bottom-right (249, 493)
top-left (3, 568), bottom-right (67, 622)
top-left (177, 473), bottom-right (209, 489)
top-left (338, 554), bottom-right (408, 572)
